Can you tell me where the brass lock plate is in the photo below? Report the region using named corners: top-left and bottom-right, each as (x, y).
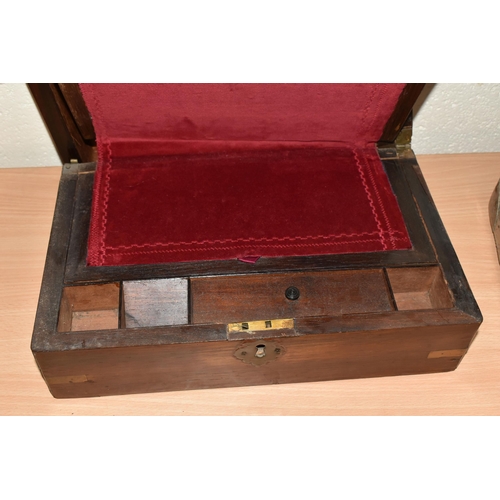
top-left (227, 318), bottom-right (296, 341)
top-left (233, 340), bottom-right (285, 366)
top-left (227, 318), bottom-right (294, 334)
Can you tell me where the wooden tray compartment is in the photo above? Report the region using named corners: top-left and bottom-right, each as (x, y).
top-left (386, 266), bottom-right (453, 311)
top-left (56, 265), bottom-right (455, 336)
top-left (57, 283), bottom-right (120, 332)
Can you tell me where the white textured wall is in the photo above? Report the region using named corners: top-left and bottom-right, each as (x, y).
top-left (413, 83), bottom-right (500, 155)
top-left (1, 83), bottom-right (499, 167)
top-left (0, 84), bottom-right (61, 167)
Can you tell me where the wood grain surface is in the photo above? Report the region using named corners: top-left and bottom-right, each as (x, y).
top-left (191, 269), bottom-right (393, 324)
top-left (1, 154), bottom-right (499, 415)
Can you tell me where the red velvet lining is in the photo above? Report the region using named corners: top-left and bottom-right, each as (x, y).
top-left (79, 84), bottom-right (412, 266)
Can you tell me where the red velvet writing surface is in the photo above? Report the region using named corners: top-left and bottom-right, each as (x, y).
top-left (80, 84), bottom-right (412, 266)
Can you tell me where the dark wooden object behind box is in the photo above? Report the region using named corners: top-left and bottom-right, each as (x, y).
top-left (29, 84), bottom-right (482, 398)
top-left (489, 179), bottom-right (500, 264)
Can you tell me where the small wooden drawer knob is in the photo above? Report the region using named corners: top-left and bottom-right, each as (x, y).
top-left (285, 286), bottom-right (300, 300)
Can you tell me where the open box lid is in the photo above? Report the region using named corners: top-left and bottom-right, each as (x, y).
top-left (29, 84), bottom-right (425, 267)
top-left (29, 83), bottom-right (424, 164)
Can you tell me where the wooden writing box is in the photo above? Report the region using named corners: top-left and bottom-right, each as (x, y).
top-left (29, 84), bottom-right (482, 398)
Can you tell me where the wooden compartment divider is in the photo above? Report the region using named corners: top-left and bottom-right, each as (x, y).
top-left (56, 266), bottom-right (455, 335)
top-left (122, 278), bottom-right (188, 328)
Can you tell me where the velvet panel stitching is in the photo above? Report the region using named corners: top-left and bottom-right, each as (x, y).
top-left (81, 84), bottom-right (109, 267)
top-left (87, 87), bottom-right (112, 267)
top-left (364, 152), bottom-right (398, 249)
top-left (356, 87), bottom-right (387, 250)
top-left (105, 229), bottom-right (408, 252)
top-left (354, 148), bottom-right (386, 250)
top-left (108, 237), bottom-right (410, 258)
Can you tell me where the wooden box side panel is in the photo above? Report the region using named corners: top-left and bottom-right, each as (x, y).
top-left (35, 322), bottom-right (478, 399)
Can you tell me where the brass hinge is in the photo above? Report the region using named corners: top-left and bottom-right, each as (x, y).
top-left (63, 162), bottom-right (79, 174)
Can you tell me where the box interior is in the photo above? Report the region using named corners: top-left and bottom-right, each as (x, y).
top-left (57, 283), bottom-right (120, 332)
top-left (386, 266), bottom-right (454, 311)
top-left (79, 84), bottom-right (413, 267)
top-left (56, 267), bottom-right (453, 333)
